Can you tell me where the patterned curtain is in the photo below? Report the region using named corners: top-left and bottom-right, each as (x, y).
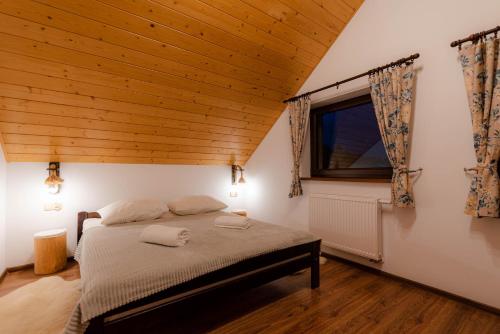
top-left (287, 95), bottom-right (311, 198)
top-left (369, 64), bottom-right (416, 208)
top-left (459, 37), bottom-right (500, 217)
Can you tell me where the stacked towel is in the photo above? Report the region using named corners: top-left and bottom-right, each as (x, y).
top-left (139, 225), bottom-right (190, 247)
top-left (214, 215), bottom-right (250, 229)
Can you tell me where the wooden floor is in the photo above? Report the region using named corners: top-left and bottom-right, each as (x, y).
top-left (0, 261), bottom-right (80, 298)
top-left (1, 259), bottom-right (499, 333)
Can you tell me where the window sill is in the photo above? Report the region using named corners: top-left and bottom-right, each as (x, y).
top-left (300, 177), bottom-right (391, 183)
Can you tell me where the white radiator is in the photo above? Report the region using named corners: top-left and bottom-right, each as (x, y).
top-left (309, 194), bottom-right (383, 261)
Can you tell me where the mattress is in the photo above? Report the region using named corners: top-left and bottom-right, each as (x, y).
top-left (82, 218), bottom-right (103, 232)
top-left (65, 211), bottom-right (318, 333)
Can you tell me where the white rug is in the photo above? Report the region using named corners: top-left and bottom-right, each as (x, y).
top-left (0, 276), bottom-right (81, 334)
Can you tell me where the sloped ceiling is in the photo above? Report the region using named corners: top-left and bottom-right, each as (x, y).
top-left (0, 0), bottom-right (363, 165)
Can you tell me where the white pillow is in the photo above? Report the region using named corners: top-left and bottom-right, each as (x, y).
top-left (167, 195), bottom-right (227, 216)
top-left (98, 199), bottom-right (167, 226)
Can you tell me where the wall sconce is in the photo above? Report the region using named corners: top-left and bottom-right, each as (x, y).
top-left (232, 165), bottom-right (245, 185)
top-left (45, 162), bottom-right (64, 194)
top-left (230, 165), bottom-right (245, 197)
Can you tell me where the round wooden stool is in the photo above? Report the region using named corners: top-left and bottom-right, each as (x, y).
top-left (34, 228), bottom-right (67, 275)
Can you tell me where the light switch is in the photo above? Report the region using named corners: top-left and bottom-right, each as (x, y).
top-left (44, 203), bottom-right (63, 211)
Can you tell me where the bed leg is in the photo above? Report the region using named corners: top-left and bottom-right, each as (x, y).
top-left (310, 241), bottom-right (320, 289)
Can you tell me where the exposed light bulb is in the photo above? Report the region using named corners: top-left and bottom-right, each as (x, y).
top-left (47, 184), bottom-right (60, 194)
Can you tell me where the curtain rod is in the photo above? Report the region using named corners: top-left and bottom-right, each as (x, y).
top-left (282, 53), bottom-right (420, 104)
top-left (450, 25), bottom-right (500, 48)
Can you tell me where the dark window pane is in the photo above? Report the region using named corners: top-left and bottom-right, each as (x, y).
top-left (320, 101), bottom-right (391, 170)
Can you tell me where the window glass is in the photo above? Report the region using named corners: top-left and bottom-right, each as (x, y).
top-left (320, 101), bottom-right (391, 169)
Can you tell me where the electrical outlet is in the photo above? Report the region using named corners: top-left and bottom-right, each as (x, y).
top-left (44, 202), bottom-right (63, 211)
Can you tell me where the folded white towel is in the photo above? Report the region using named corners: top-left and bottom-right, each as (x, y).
top-left (214, 215), bottom-right (250, 229)
top-left (139, 225), bottom-right (190, 247)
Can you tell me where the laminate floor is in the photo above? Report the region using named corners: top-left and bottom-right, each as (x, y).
top-left (1, 259), bottom-right (499, 333)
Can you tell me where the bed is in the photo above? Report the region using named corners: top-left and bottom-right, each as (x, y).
top-left (69, 210), bottom-right (321, 334)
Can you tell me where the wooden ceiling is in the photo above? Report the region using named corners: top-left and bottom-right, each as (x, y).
top-left (0, 0), bottom-right (362, 165)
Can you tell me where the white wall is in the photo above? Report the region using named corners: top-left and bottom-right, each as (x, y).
top-left (0, 146), bottom-right (6, 274)
top-left (5, 163), bottom-right (242, 267)
top-left (245, 0), bottom-right (500, 308)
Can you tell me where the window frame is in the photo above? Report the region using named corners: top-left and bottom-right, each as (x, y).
top-left (309, 94), bottom-right (393, 181)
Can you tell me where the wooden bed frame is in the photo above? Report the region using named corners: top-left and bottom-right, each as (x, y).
top-left (77, 211), bottom-right (321, 334)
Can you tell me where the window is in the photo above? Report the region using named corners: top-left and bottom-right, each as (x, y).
top-left (310, 94), bottom-right (392, 180)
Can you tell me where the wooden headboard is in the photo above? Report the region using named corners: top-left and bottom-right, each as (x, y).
top-left (77, 211), bottom-right (101, 244)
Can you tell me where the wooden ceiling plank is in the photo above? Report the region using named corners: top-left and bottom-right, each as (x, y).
top-left (241, 0), bottom-right (338, 47)
top-left (0, 97), bottom-right (267, 139)
top-left (28, 0), bottom-right (307, 82)
top-left (0, 13), bottom-right (297, 94)
top-left (9, 145), bottom-right (250, 161)
top-left (0, 66), bottom-right (281, 119)
top-left (0, 82), bottom-right (276, 128)
top-left (147, 0), bottom-right (319, 70)
top-left (342, 0), bottom-right (364, 10)
top-left (0, 88), bottom-right (274, 136)
top-left (0, 96), bottom-right (270, 134)
top-left (0, 127), bottom-right (9, 161)
top-left (0, 122), bottom-right (258, 150)
top-left (5, 143), bottom-right (249, 161)
top-left (280, 0), bottom-right (347, 30)
top-left (0, 49), bottom-right (284, 112)
top-left (0, 0), bottom-right (360, 165)
top-left (3, 134), bottom-right (254, 156)
top-left (0, 16), bottom-right (286, 111)
top-left (198, 0), bottom-right (328, 55)
top-left (0, 32), bottom-right (290, 100)
top-left (312, 0), bottom-right (357, 23)
top-left (6, 154), bottom-right (245, 165)
top-left (0, 109), bottom-right (263, 145)
top-left (97, 0), bottom-right (319, 69)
